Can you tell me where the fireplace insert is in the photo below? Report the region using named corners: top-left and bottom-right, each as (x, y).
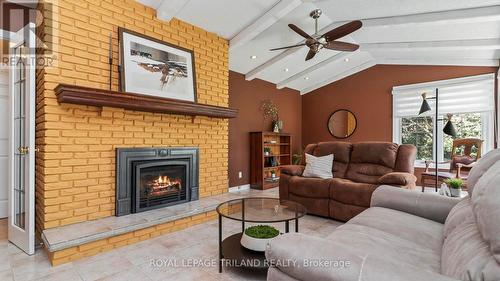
top-left (134, 161), bottom-right (188, 212)
top-left (116, 147), bottom-right (199, 216)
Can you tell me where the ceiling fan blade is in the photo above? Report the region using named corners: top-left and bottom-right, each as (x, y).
top-left (288, 24), bottom-right (313, 39)
top-left (305, 49), bottom-right (317, 61)
top-left (270, 43), bottom-right (307, 51)
top-left (324, 41), bottom-right (359, 52)
top-left (323, 20), bottom-right (362, 41)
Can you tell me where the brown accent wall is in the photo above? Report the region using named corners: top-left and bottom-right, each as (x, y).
top-left (302, 65), bottom-right (498, 185)
top-left (229, 71), bottom-right (302, 187)
top-left (302, 65), bottom-right (498, 145)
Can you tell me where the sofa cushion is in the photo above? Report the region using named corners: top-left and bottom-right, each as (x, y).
top-left (311, 142), bottom-right (352, 179)
top-left (441, 210), bottom-right (497, 280)
top-left (289, 176), bottom-right (331, 198)
top-left (329, 200), bottom-right (367, 222)
top-left (326, 223), bottom-right (441, 273)
top-left (345, 142), bottom-right (399, 184)
top-left (330, 178), bottom-right (377, 207)
top-left (289, 194), bottom-right (330, 218)
top-left (349, 207), bottom-right (444, 252)
top-left (302, 153), bottom-right (334, 179)
top-left (471, 160), bottom-right (500, 264)
top-left (467, 148), bottom-right (500, 196)
top-left (394, 144), bottom-right (417, 173)
top-left (443, 198), bottom-right (474, 240)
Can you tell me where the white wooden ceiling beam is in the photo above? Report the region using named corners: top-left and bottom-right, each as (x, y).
top-left (300, 58), bottom-right (376, 94)
top-left (245, 5), bottom-right (500, 82)
top-left (360, 5), bottom-right (500, 28)
top-left (276, 52), bottom-right (351, 89)
top-left (156, 0), bottom-right (190, 22)
top-left (245, 46), bottom-right (299, 81)
top-left (361, 39), bottom-right (500, 52)
top-left (375, 58), bottom-right (499, 67)
top-left (230, 0), bottom-right (303, 51)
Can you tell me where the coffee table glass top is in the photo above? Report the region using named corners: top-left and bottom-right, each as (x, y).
top-left (216, 197), bottom-right (306, 223)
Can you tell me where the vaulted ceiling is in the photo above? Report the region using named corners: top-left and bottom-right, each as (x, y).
top-left (138, 0), bottom-right (500, 94)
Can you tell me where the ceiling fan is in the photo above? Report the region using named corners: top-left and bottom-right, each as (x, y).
top-left (270, 9), bottom-right (362, 61)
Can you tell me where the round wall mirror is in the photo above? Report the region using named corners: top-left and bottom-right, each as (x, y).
top-left (327, 110), bottom-right (357, 139)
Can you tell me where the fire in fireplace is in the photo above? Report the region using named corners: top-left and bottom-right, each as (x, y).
top-left (116, 147), bottom-right (199, 216)
top-left (137, 164), bottom-right (186, 211)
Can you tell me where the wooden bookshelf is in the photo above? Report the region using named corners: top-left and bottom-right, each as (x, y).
top-left (250, 132), bottom-right (292, 190)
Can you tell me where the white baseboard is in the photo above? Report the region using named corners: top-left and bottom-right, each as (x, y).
top-left (229, 184), bottom-right (250, 193)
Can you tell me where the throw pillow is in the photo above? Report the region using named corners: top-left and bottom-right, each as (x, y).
top-left (302, 153), bottom-right (334, 179)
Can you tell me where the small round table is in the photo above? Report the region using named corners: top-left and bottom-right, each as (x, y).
top-left (216, 197), bottom-right (306, 273)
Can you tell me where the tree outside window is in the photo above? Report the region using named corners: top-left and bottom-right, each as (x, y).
top-left (401, 116), bottom-right (433, 161)
top-left (401, 113), bottom-right (482, 161)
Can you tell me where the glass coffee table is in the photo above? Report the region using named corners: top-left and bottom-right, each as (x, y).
top-left (216, 197), bottom-right (306, 273)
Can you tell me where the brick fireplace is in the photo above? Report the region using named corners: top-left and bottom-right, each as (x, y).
top-left (115, 147), bottom-right (199, 216)
top-left (36, 0), bottom-right (230, 234)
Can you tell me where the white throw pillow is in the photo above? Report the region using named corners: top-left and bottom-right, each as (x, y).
top-left (302, 153), bottom-right (334, 179)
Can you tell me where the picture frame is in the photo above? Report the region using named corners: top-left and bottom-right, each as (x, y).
top-left (119, 28), bottom-right (197, 102)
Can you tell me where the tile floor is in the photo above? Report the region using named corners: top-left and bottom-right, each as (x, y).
top-left (0, 190), bottom-right (343, 281)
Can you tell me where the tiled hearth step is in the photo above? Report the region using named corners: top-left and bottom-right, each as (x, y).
top-left (42, 188), bottom-right (278, 265)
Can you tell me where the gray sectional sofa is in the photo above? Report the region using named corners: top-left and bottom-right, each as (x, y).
top-left (265, 149), bottom-right (500, 281)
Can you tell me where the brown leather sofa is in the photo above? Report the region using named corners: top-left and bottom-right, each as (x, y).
top-left (280, 141), bottom-right (417, 221)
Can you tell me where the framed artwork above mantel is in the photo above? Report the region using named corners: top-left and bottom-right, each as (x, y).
top-left (119, 28), bottom-right (197, 102)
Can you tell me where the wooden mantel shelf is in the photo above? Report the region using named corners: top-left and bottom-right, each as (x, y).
top-left (55, 84), bottom-right (238, 119)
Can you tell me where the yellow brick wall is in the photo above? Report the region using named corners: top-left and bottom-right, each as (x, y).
top-left (48, 210), bottom-right (219, 265)
top-left (37, 0), bottom-right (229, 231)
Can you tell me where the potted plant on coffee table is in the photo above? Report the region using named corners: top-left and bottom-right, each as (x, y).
top-left (444, 178), bottom-right (464, 197)
top-left (240, 225), bottom-right (280, 252)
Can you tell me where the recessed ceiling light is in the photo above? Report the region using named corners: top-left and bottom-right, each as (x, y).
top-left (304, 77), bottom-right (310, 80)
top-left (344, 58), bottom-right (350, 62)
top-left (250, 55), bottom-right (257, 59)
top-left (284, 68), bottom-right (289, 72)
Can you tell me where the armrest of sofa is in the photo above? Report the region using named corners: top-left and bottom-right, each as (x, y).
top-left (266, 233), bottom-right (459, 281)
top-left (378, 172), bottom-right (417, 188)
top-left (371, 185), bottom-right (461, 224)
top-left (280, 165), bottom-right (305, 176)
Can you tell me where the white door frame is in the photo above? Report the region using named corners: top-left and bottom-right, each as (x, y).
top-left (7, 23), bottom-right (36, 255)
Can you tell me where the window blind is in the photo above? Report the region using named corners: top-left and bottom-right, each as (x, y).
top-left (392, 73), bottom-right (495, 118)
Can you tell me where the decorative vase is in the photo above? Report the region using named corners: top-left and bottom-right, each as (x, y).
top-left (450, 187), bottom-right (462, 197)
top-left (272, 121), bottom-right (280, 133)
top-left (276, 120), bottom-right (283, 132)
top-left (240, 232), bottom-right (277, 252)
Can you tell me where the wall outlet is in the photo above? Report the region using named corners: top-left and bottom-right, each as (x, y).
top-left (238, 171), bottom-right (243, 179)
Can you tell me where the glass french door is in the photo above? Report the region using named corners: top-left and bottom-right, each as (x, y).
top-left (8, 23), bottom-right (35, 255)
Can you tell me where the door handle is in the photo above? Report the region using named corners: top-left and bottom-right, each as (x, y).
top-left (18, 146), bottom-right (29, 155)
top-left (18, 146), bottom-right (39, 154)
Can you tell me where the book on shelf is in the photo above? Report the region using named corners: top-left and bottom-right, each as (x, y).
top-left (265, 177), bottom-right (280, 183)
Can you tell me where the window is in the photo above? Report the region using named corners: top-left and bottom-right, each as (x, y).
top-left (443, 113), bottom-right (482, 161)
top-left (392, 74), bottom-right (495, 166)
top-left (401, 116), bottom-right (433, 161)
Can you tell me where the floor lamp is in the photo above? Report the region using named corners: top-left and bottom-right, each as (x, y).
top-left (418, 88), bottom-right (457, 191)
